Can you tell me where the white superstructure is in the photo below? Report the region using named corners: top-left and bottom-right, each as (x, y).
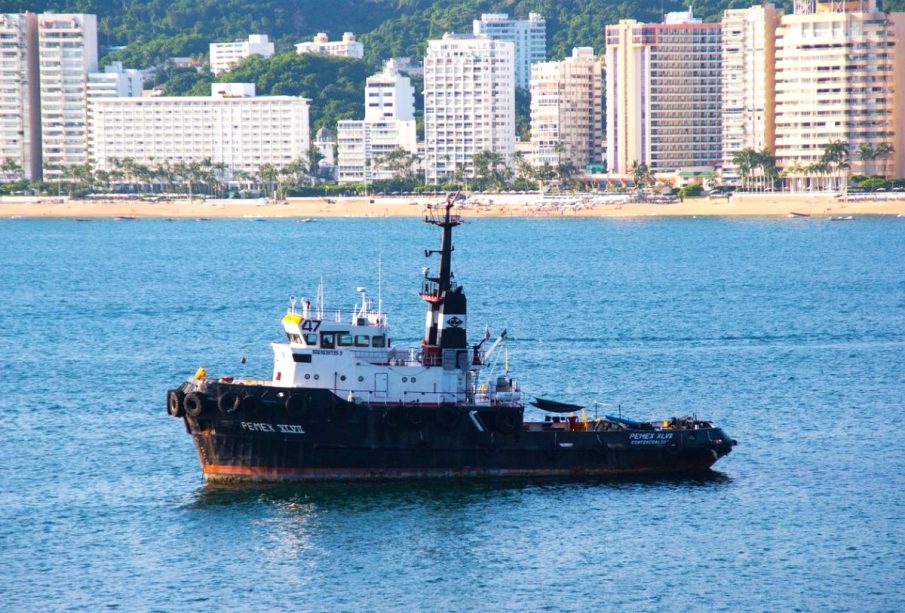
top-left (209, 34), bottom-right (274, 75)
top-left (423, 34), bottom-right (515, 184)
top-left (88, 84), bottom-right (310, 174)
top-left (0, 13), bottom-right (39, 180)
top-left (473, 12), bottom-right (546, 90)
top-left (37, 13), bottom-right (97, 177)
top-left (295, 32), bottom-right (364, 59)
top-left (530, 47), bottom-right (603, 170)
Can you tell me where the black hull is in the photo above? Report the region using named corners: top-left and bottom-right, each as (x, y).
top-left (170, 381), bottom-right (735, 483)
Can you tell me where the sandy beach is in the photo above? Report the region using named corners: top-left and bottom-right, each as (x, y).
top-left (2, 192), bottom-right (904, 219)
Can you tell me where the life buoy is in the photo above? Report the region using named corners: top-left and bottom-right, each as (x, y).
top-left (183, 392), bottom-right (205, 418)
top-left (167, 390), bottom-right (185, 417)
top-left (218, 391), bottom-right (240, 414)
top-left (496, 408), bottom-right (522, 434)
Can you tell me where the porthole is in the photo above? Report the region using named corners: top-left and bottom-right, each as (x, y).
top-left (314, 374), bottom-right (320, 380)
top-left (304, 374), bottom-right (311, 380)
top-left (340, 375), bottom-right (347, 382)
top-left (410, 377), bottom-right (416, 383)
top-left (358, 376), bottom-right (364, 382)
top-left (402, 377), bottom-right (408, 383)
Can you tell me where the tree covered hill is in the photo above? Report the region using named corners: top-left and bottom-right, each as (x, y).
top-left (0, 0), bottom-right (821, 67)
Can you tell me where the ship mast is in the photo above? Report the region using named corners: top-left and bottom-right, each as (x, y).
top-left (421, 192), bottom-right (467, 355)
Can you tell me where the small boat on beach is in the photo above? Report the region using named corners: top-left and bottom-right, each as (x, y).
top-left (113, 215), bottom-right (136, 221)
top-left (789, 212), bottom-right (811, 218)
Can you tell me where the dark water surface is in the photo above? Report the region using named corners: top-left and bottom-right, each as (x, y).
top-left (2, 216), bottom-right (903, 610)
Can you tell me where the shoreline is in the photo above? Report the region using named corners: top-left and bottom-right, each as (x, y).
top-left (2, 193), bottom-right (904, 219)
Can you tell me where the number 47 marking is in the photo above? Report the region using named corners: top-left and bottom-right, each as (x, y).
top-left (301, 319), bottom-right (322, 333)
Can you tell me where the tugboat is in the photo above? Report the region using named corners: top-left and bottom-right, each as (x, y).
top-left (166, 194), bottom-right (737, 482)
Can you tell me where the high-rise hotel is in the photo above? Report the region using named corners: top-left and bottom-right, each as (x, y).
top-left (605, 9), bottom-right (722, 175)
top-left (37, 13), bottom-right (97, 178)
top-left (473, 13), bottom-right (546, 90)
top-left (530, 47), bottom-right (604, 170)
top-left (721, 4), bottom-right (782, 181)
top-left (0, 13), bottom-right (40, 180)
top-left (774, 0), bottom-right (905, 178)
top-left (1, 13), bottom-right (98, 180)
top-left (422, 34), bottom-right (515, 184)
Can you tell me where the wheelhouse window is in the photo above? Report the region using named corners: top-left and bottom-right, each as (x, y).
top-left (320, 332), bottom-right (335, 349)
top-left (303, 333), bottom-right (318, 346)
top-left (337, 333), bottom-right (353, 347)
top-left (287, 333), bottom-right (302, 343)
top-left (354, 335), bottom-right (370, 347)
top-left (372, 335), bottom-right (386, 348)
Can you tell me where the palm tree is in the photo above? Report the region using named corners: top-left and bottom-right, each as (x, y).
top-left (0, 158), bottom-right (23, 182)
top-left (257, 163), bottom-right (279, 199)
top-left (629, 160), bottom-right (651, 195)
top-left (820, 140), bottom-right (849, 191)
top-left (731, 149), bottom-right (755, 190)
top-left (856, 143), bottom-right (876, 177)
top-left (874, 143), bottom-right (895, 179)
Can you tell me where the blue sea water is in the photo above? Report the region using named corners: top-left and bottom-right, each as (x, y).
top-left (1, 215), bottom-right (903, 611)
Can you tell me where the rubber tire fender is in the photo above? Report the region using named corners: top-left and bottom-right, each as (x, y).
top-left (218, 392), bottom-right (240, 414)
top-left (496, 408), bottom-right (523, 434)
top-left (435, 405), bottom-right (461, 430)
top-left (167, 390), bottom-right (185, 417)
top-left (383, 409), bottom-right (404, 430)
top-left (183, 392), bottom-right (205, 418)
top-left (238, 394), bottom-right (259, 412)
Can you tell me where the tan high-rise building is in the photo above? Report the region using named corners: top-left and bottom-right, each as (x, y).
top-left (605, 9), bottom-right (722, 175)
top-left (530, 47), bottom-right (603, 171)
top-left (774, 1), bottom-right (905, 178)
top-left (721, 4), bottom-right (782, 182)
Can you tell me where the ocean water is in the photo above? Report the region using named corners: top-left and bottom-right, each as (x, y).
top-left (1, 215), bottom-right (903, 611)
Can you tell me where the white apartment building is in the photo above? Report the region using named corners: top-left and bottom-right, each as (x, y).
top-left (338, 60), bottom-right (417, 184)
top-left (774, 1), bottom-right (905, 178)
top-left (473, 12), bottom-right (546, 90)
top-left (721, 4), bottom-right (782, 182)
top-left (37, 13), bottom-right (97, 177)
top-left (295, 32), bottom-right (364, 59)
top-left (423, 34), bottom-right (515, 184)
top-left (530, 47), bottom-right (603, 170)
top-left (209, 34), bottom-right (274, 75)
top-left (87, 62), bottom-right (142, 99)
top-left (88, 84), bottom-right (310, 174)
top-left (364, 59), bottom-right (415, 121)
top-left (605, 9), bottom-right (722, 174)
top-left (0, 13), bottom-right (40, 180)
top-left (336, 119), bottom-right (417, 183)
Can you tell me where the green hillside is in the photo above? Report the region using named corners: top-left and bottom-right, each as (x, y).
top-left (4, 0), bottom-right (902, 130)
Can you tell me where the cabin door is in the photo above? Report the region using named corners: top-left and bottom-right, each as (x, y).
top-left (375, 373), bottom-right (388, 401)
